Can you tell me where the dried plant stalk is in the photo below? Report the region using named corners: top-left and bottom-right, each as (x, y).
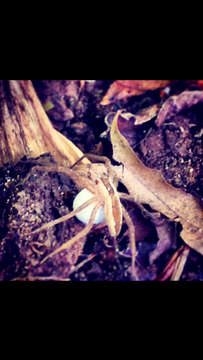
top-left (0, 80), bottom-right (89, 167)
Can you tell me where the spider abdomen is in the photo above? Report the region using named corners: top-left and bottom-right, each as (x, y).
top-left (73, 188), bottom-right (104, 225)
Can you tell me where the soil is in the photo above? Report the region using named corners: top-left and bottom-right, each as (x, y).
top-left (0, 80), bottom-right (202, 281)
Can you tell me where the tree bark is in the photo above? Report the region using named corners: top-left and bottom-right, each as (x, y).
top-left (0, 80), bottom-right (87, 167)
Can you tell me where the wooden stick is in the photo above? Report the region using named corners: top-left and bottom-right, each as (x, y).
top-left (0, 80), bottom-right (89, 167)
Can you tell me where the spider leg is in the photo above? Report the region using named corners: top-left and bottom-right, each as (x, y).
top-left (121, 205), bottom-right (138, 280)
top-left (32, 196), bottom-right (97, 234)
top-left (119, 192), bottom-right (155, 219)
top-left (40, 202), bottom-right (101, 264)
top-left (70, 153), bottom-right (116, 182)
top-left (69, 252), bottom-right (97, 275)
top-left (70, 153), bottom-right (112, 169)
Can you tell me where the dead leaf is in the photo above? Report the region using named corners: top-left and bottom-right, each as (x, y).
top-left (157, 245), bottom-right (189, 281)
top-left (197, 80), bottom-right (203, 89)
top-left (100, 80), bottom-right (170, 105)
top-left (134, 104), bottom-right (159, 125)
top-left (170, 245), bottom-right (190, 280)
top-left (149, 213), bottom-right (176, 264)
top-left (156, 90), bottom-right (203, 126)
top-left (110, 110), bottom-right (203, 255)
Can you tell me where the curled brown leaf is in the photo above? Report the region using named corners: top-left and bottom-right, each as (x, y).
top-left (110, 110), bottom-right (203, 255)
top-left (156, 90), bottom-right (203, 126)
top-left (100, 80), bottom-right (170, 105)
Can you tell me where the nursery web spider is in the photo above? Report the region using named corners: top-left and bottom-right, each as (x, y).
top-left (31, 154), bottom-right (137, 279)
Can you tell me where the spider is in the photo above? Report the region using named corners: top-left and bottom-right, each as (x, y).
top-left (31, 154), bottom-right (138, 279)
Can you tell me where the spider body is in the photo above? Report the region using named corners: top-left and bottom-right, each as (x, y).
top-left (31, 154), bottom-right (137, 279)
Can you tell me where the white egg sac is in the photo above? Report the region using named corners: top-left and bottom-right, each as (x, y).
top-left (73, 188), bottom-right (104, 225)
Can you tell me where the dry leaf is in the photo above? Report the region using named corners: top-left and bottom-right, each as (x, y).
top-left (197, 80), bottom-right (203, 88)
top-left (134, 104), bottom-right (159, 125)
top-left (100, 80), bottom-right (170, 105)
top-left (156, 90), bottom-right (203, 126)
top-left (157, 245), bottom-right (189, 281)
top-left (170, 245), bottom-right (190, 280)
top-left (149, 214), bottom-right (176, 264)
top-left (110, 110), bottom-right (203, 255)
